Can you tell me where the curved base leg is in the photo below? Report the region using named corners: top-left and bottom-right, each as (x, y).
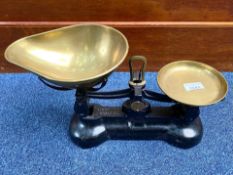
top-left (166, 117), bottom-right (203, 148)
top-left (69, 114), bottom-right (108, 148)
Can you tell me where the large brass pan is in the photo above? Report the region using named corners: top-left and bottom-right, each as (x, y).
top-left (157, 60), bottom-right (228, 106)
top-left (5, 24), bottom-right (129, 87)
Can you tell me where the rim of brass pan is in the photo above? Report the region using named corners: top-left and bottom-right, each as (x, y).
top-left (5, 24), bottom-right (129, 87)
top-left (157, 60), bottom-right (228, 106)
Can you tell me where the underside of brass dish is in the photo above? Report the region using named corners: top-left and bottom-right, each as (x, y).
top-left (157, 60), bottom-right (228, 106)
top-left (5, 24), bottom-right (129, 87)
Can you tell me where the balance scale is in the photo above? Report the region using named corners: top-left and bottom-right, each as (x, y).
top-left (5, 24), bottom-right (228, 148)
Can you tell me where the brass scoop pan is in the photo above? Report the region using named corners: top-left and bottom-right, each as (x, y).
top-left (157, 60), bottom-right (228, 106)
top-left (5, 24), bottom-right (129, 87)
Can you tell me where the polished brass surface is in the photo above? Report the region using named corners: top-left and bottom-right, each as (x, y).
top-left (157, 60), bottom-right (228, 106)
top-left (5, 24), bottom-right (129, 87)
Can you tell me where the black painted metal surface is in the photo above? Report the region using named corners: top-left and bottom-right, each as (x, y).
top-left (40, 56), bottom-right (203, 148)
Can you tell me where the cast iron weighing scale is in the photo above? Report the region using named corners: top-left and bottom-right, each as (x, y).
top-left (5, 24), bottom-right (228, 148)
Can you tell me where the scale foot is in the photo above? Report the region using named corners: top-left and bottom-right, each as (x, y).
top-left (69, 114), bottom-right (108, 148)
top-left (166, 117), bottom-right (203, 148)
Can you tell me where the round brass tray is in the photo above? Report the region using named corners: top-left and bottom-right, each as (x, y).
top-left (157, 60), bottom-right (228, 106)
top-left (5, 24), bottom-right (129, 87)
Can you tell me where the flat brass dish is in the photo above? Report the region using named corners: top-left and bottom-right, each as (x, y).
top-left (5, 24), bottom-right (129, 87)
top-left (157, 60), bottom-right (228, 106)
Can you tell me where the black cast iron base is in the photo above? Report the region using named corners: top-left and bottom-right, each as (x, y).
top-left (40, 56), bottom-right (204, 149)
top-left (69, 104), bottom-right (203, 148)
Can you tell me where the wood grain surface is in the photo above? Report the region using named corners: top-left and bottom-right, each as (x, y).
top-left (1, 25), bottom-right (233, 72)
top-left (1, 0), bottom-right (233, 72)
top-left (1, 0), bottom-right (233, 22)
